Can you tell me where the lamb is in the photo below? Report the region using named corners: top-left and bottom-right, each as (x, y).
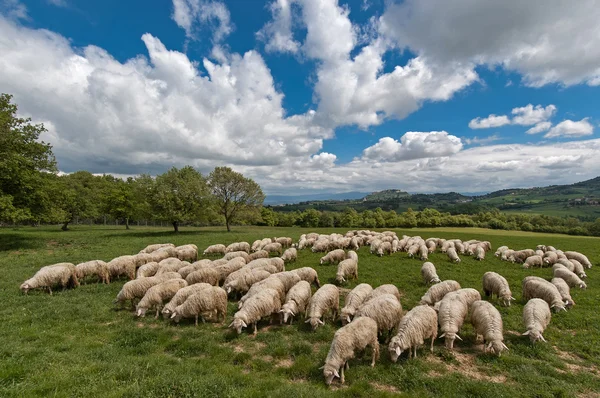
top-left (522, 298), bottom-right (552, 343)
top-left (482, 272), bottom-right (515, 307)
top-left (75, 260), bottom-right (110, 284)
top-left (522, 278), bottom-right (567, 312)
top-left (230, 288), bottom-right (282, 334)
top-left (223, 269), bottom-right (272, 295)
top-left (305, 284), bottom-right (340, 330)
top-left (281, 248), bottom-right (297, 263)
top-left (225, 242), bottom-right (250, 253)
top-left (388, 305), bottom-right (438, 361)
top-left (203, 244), bottom-right (227, 256)
top-left (20, 263), bottom-right (79, 294)
top-left (564, 251), bottom-right (592, 268)
top-left (292, 267), bottom-right (321, 287)
top-left (136, 279), bottom-right (188, 318)
top-left (523, 255), bottom-right (543, 269)
top-left (470, 300), bottom-right (508, 356)
top-left (114, 272), bottom-right (181, 308)
top-left (494, 246), bottom-right (509, 257)
top-left (419, 280), bottom-right (461, 306)
top-left (446, 247), bottom-right (461, 263)
top-left (421, 262), bottom-right (441, 285)
top-left (354, 294), bottom-right (402, 340)
top-left (335, 259), bottom-right (358, 285)
top-left (437, 293), bottom-right (469, 349)
top-left (320, 249), bottom-right (346, 265)
top-left (170, 286), bottom-right (227, 325)
top-left (238, 277), bottom-right (286, 309)
top-left (248, 250), bottom-right (269, 261)
top-left (262, 242), bottom-right (283, 256)
top-left (107, 255), bottom-right (137, 280)
top-left (280, 281), bottom-right (312, 324)
top-left (161, 282), bottom-right (213, 318)
top-left (176, 245), bottom-right (198, 262)
top-left (365, 284), bottom-right (401, 302)
top-left (139, 243), bottom-right (175, 254)
top-left (550, 278), bottom-right (575, 308)
top-left (321, 317), bottom-right (379, 385)
top-left (553, 267), bottom-right (587, 289)
top-left (340, 283), bottom-right (373, 325)
top-left (177, 259), bottom-right (213, 279)
top-left (185, 268), bottom-right (220, 286)
top-left (474, 246), bottom-right (485, 261)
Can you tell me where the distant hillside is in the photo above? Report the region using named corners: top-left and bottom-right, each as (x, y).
top-left (264, 191), bottom-right (370, 205)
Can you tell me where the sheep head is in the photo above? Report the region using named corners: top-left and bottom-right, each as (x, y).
top-left (321, 364), bottom-right (340, 385)
top-left (486, 341), bottom-right (508, 356)
top-left (20, 283), bottom-right (31, 294)
top-left (229, 318), bottom-right (248, 334)
top-left (136, 307), bottom-right (147, 317)
top-left (440, 332), bottom-right (462, 349)
top-left (170, 312), bottom-right (183, 323)
top-left (522, 329), bottom-right (546, 344)
top-left (305, 317), bottom-right (324, 331)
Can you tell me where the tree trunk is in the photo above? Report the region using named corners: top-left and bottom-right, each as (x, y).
top-left (225, 216), bottom-right (231, 232)
top-left (173, 221), bottom-right (179, 233)
top-left (61, 221), bottom-right (70, 231)
top-left (125, 217), bottom-right (130, 230)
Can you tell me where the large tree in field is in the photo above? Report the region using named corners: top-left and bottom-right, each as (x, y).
top-left (208, 167), bottom-right (265, 232)
top-left (56, 171), bottom-right (102, 230)
top-left (152, 166), bottom-right (209, 232)
top-left (102, 176), bottom-right (137, 229)
top-left (0, 93), bottom-right (57, 223)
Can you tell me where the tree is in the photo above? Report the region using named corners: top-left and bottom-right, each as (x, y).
top-left (103, 177), bottom-right (136, 229)
top-left (152, 166), bottom-right (208, 232)
top-left (208, 167), bottom-right (265, 232)
top-left (56, 171), bottom-right (102, 230)
top-left (0, 93), bottom-right (57, 223)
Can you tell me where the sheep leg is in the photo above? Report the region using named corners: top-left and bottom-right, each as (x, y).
top-left (430, 335), bottom-right (435, 352)
top-left (340, 364), bottom-right (345, 384)
top-left (195, 315), bottom-right (198, 327)
top-left (48, 287), bottom-right (53, 295)
top-left (155, 309), bottom-right (160, 319)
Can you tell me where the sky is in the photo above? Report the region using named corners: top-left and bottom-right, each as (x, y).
top-left (1, 0), bottom-right (599, 196)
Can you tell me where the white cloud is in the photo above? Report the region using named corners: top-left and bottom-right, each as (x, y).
top-left (511, 104), bottom-right (556, 125)
top-left (171, 0), bottom-right (233, 42)
top-left (468, 115), bottom-right (510, 129)
top-left (544, 118), bottom-right (594, 138)
top-left (47, 0), bottom-right (67, 7)
top-left (257, 0), bottom-right (300, 53)
top-left (2, 0), bottom-right (28, 20)
top-left (464, 135), bottom-right (500, 145)
top-left (379, 0), bottom-right (600, 87)
top-left (525, 121), bottom-right (552, 134)
top-left (361, 131), bottom-right (463, 162)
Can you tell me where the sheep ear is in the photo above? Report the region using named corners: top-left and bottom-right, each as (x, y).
top-left (346, 316), bottom-right (351, 324)
top-left (510, 297), bottom-right (516, 301)
top-left (228, 322), bottom-right (234, 328)
top-left (522, 331), bottom-right (530, 336)
top-left (395, 347), bottom-right (401, 356)
top-left (290, 310), bottom-right (295, 316)
top-left (455, 334), bottom-right (463, 341)
top-left (502, 343), bottom-right (509, 350)
top-left (137, 309), bottom-right (142, 316)
top-left (305, 319), bottom-right (311, 323)
top-left (318, 365), bottom-right (325, 370)
top-left (439, 333), bottom-right (446, 338)
top-left (540, 335), bottom-right (547, 342)
top-left (241, 320), bottom-right (247, 328)
top-left (333, 370), bottom-right (340, 379)
top-left (170, 313), bottom-right (177, 319)
top-left (318, 319), bottom-right (324, 325)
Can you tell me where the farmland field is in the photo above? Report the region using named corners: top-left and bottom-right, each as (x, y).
top-left (1, 226), bottom-right (599, 397)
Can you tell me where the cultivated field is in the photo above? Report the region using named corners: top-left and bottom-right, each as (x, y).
top-left (1, 226), bottom-right (599, 397)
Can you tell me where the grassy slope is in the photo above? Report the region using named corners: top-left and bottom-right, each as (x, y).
top-left (1, 226), bottom-right (599, 397)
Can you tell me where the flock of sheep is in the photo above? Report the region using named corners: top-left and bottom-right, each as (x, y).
top-left (18, 230), bottom-right (593, 386)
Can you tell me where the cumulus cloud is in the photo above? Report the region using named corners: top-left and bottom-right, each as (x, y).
top-left (257, 0), bottom-right (300, 53)
top-left (2, 0), bottom-right (28, 20)
top-left (361, 131), bottom-right (463, 162)
top-left (463, 135), bottom-right (500, 145)
top-left (470, 104), bottom-right (557, 131)
top-left (379, 0), bottom-right (600, 87)
top-left (544, 118), bottom-right (594, 138)
top-left (468, 115), bottom-right (510, 129)
top-left (525, 121), bottom-right (552, 134)
top-left (171, 0), bottom-right (233, 42)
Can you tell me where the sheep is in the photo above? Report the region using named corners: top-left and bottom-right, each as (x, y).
top-left (522, 298), bottom-right (552, 343)
top-left (107, 255), bottom-right (137, 280)
top-left (354, 294), bottom-right (402, 340)
top-left (155, 258), bottom-right (186, 275)
top-left (335, 259), bottom-right (358, 285)
top-left (474, 246), bottom-right (485, 261)
top-left (292, 267), bottom-right (321, 287)
top-left (312, 239), bottom-right (330, 253)
top-left (564, 251), bottom-right (592, 268)
top-left (222, 251), bottom-right (250, 263)
top-left (535, 249), bottom-right (545, 257)
top-left (407, 244), bottom-right (420, 258)
top-left (270, 271), bottom-right (302, 291)
top-left (543, 251), bottom-right (559, 266)
top-left (281, 248), bottom-right (297, 263)
top-left (274, 237), bottom-right (293, 248)
top-left (161, 283), bottom-right (213, 318)
top-left (340, 283), bottom-right (373, 325)
top-left (555, 258), bottom-right (576, 272)
top-left (176, 245), bottom-right (198, 262)
top-left (421, 262), bottom-right (441, 285)
top-left (376, 241), bottom-right (392, 256)
top-left (494, 246), bottom-right (509, 257)
top-left (419, 280), bottom-right (461, 306)
top-left (550, 278), bottom-right (575, 309)
top-left (246, 251), bottom-right (268, 263)
top-left (482, 272), bottom-right (515, 307)
top-left (214, 258), bottom-right (247, 283)
top-left (263, 242), bottom-right (283, 256)
top-left (251, 239), bottom-right (262, 252)
top-left (510, 249), bottom-right (536, 264)
top-left (267, 257), bottom-right (285, 272)
top-left (346, 250), bottom-right (358, 262)
top-left (388, 305), bottom-right (438, 361)
top-left (522, 278), bottom-right (567, 312)
top-left (225, 242), bottom-right (250, 253)
top-left (500, 249), bottom-right (514, 262)
top-left (139, 243), bottom-right (175, 254)
top-left (20, 263), bottom-right (79, 295)
top-left (230, 288), bottom-right (282, 334)
top-left (238, 277), bottom-right (287, 310)
top-left (470, 300), bottom-right (508, 356)
top-left (365, 284), bottom-right (401, 302)
top-left (75, 260), bottom-right (110, 284)
top-left (177, 259), bottom-right (213, 279)
top-left (435, 288), bottom-right (481, 312)
top-left (149, 249), bottom-right (173, 263)
top-left (568, 259), bottom-right (587, 279)
top-left (280, 281), bottom-right (312, 324)
top-left (171, 286), bottom-right (228, 325)
top-left (305, 284), bottom-right (340, 330)
top-left (553, 267), bottom-right (587, 289)
top-left (523, 255), bottom-right (543, 269)
top-left (446, 247), bottom-right (461, 263)
top-left (426, 240), bottom-right (437, 253)
top-left (321, 317), bottom-right (379, 385)
top-left (114, 272), bottom-right (181, 308)
top-left (437, 293), bottom-right (469, 349)
top-left (203, 244), bottom-right (227, 256)
top-left (320, 249), bottom-right (346, 265)
top-left (136, 279), bottom-right (188, 318)
top-left (134, 252), bottom-right (154, 267)
top-left (223, 269), bottom-right (272, 295)
top-left (185, 268), bottom-right (220, 286)
top-left (419, 244), bottom-right (429, 261)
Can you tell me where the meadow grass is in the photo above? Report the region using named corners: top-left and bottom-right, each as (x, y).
top-left (1, 225), bottom-right (599, 397)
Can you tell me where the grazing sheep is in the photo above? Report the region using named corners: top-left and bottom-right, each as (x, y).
top-left (155, 258), bottom-right (186, 275)
top-left (270, 271), bottom-right (302, 292)
top-left (177, 260), bottom-right (213, 279)
top-left (564, 251), bottom-right (592, 268)
top-left (470, 300), bottom-right (508, 356)
top-left (113, 272), bottom-right (181, 309)
top-left (389, 305), bottom-right (438, 361)
top-left (419, 280), bottom-right (461, 306)
top-left (365, 284), bottom-right (401, 303)
top-left (136, 261), bottom-right (160, 278)
top-left (543, 251), bottom-right (559, 266)
top-left (225, 242), bottom-right (250, 253)
top-left (426, 240), bottom-right (437, 253)
top-left (437, 293), bottom-right (469, 349)
top-left (441, 241), bottom-right (455, 253)
top-left (474, 246), bottom-right (485, 261)
top-left (522, 298), bottom-right (552, 343)
top-left (75, 260), bottom-right (109, 284)
top-left (176, 245), bottom-right (198, 262)
top-left (274, 237), bottom-right (293, 248)
top-left (421, 262), bottom-right (441, 285)
top-left (238, 277), bottom-right (287, 309)
top-left (281, 248), bottom-right (297, 263)
top-left (511, 249), bottom-right (536, 264)
top-left (321, 317), bottom-right (379, 385)
top-left (312, 239), bottom-right (330, 253)
top-left (203, 244), bottom-right (227, 256)
top-left (223, 269), bottom-right (272, 295)
top-left (223, 251), bottom-right (250, 262)
top-left (134, 252), bottom-right (153, 267)
top-left (500, 249), bottom-right (514, 262)
top-left (340, 283), bottom-right (373, 325)
top-left (320, 249), bottom-right (346, 265)
top-left (230, 288), bottom-right (282, 334)
top-left (482, 272), bottom-right (515, 306)
top-left (251, 240), bottom-right (262, 252)
top-left (446, 248), bottom-right (461, 263)
top-left (377, 242), bottom-right (393, 256)
top-left (263, 242), bottom-right (283, 256)
top-left (407, 244), bottom-right (420, 258)
top-left (185, 268), bottom-right (220, 286)
top-left (569, 259), bottom-right (587, 279)
top-left (20, 263), bottom-right (79, 295)
top-left (107, 255), bottom-right (137, 281)
top-left (553, 267), bottom-right (587, 289)
top-left (550, 278), bottom-right (575, 309)
top-left (419, 244), bottom-right (429, 261)
top-left (150, 249), bottom-right (173, 263)
top-left (306, 284), bottom-right (340, 330)
top-left (171, 286), bottom-right (227, 325)
top-left (292, 267), bottom-right (321, 287)
top-left (355, 294), bottom-right (402, 340)
top-left (136, 279), bottom-right (188, 318)
top-left (139, 243), bottom-right (175, 254)
top-left (335, 259), bottom-right (358, 285)
top-left (495, 246), bottom-right (509, 257)
top-left (280, 281), bottom-right (312, 324)
top-left (267, 257), bottom-right (285, 272)
top-left (346, 250), bottom-right (358, 262)
top-left (248, 250), bottom-right (269, 261)
top-left (522, 278), bottom-right (567, 312)
top-left (524, 255), bottom-right (544, 269)
top-left (162, 283), bottom-right (213, 318)
top-left (214, 258), bottom-right (247, 283)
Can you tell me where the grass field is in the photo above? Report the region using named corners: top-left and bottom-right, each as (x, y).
top-left (1, 225), bottom-right (599, 397)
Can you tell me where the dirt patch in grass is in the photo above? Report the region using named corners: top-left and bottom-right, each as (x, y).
top-left (276, 358), bottom-right (293, 368)
top-left (371, 383), bottom-right (399, 393)
top-left (554, 347), bottom-right (600, 375)
top-left (427, 351), bottom-right (507, 383)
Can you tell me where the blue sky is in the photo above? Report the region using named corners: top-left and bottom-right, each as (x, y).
top-left (1, 0), bottom-right (599, 195)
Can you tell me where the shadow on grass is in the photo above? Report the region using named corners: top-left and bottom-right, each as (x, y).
top-left (0, 233), bottom-right (46, 252)
top-left (104, 230), bottom-right (227, 239)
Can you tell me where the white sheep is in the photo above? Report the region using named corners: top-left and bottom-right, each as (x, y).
top-left (280, 281), bottom-right (312, 324)
top-left (248, 250), bottom-right (269, 261)
top-left (136, 261), bottom-right (160, 278)
top-left (494, 246), bottom-right (509, 257)
top-left (177, 259), bottom-right (213, 279)
top-left (185, 268), bottom-right (220, 286)
top-left (421, 262), bottom-right (441, 285)
top-left (407, 244), bottom-right (420, 258)
top-left (522, 298), bottom-right (552, 343)
top-left (225, 242), bottom-right (250, 253)
top-left (238, 277), bottom-right (286, 310)
top-left (446, 247), bottom-right (461, 263)
top-left (305, 284), bottom-right (340, 330)
top-left (470, 300), bottom-right (508, 356)
top-left (149, 249), bottom-right (173, 263)
top-left (389, 305), bottom-right (438, 361)
top-left (223, 269), bottom-right (271, 296)
top-left (281, 248), bottom-right (297, 263)
top-left (564, 251), bottom-right (592, 268)
top-left (335, 259), bottom-right (358, 285)
top-left (203, 244), bottom-right (227, 256)
top-left (136, 279), bottom-right (188, 318)
top-left (262, 242), bottom-right (283, 256)
top-left (568, 259), bottom-right (587, 279)
top-left (482, 272), bottom-right (515, 306)
top-left (553, 267), bottom-right (587, 289)
top-left (511, 249), bottom-right (535, 264)
top-left (113, 272), bottom-right (181, 308)
top-left (161, 283), bottom-right (213, 318)
top-left (292, 267), bottom-right (321, 287)
top-left (321, 317), bottom-right (379, 385)
top-left (543, 251), bottom-right (559, 266)
top-left (274, 237), bottom-right (293, 247)
top-left (155, 258), bottom-right (186, 275)
top-left (354, 293), bottom-right (403, 340)
top-left (474, 246), bottom-right (485, 261)
top-left (522, 277), bottom-right (567, 312)
top-left (365, 284), bottom-right (401, 302)
top-left (75, 260), bottom-right (109, 284)
top-left (175, 244), bottom-right (198, 262)
top-left (171, 286), bottom-right (227, 325)
top-left (419, 244), bottom-right (429, 261)
top-left (346, 250), bottom-right (358, 262)
top-left (340, 283), bottom-right (373, 325)
top-left (437, 293), bottom-right (469, 349)
top-left (214, 258), bottom-right (247, 283)
top-left (134, 252), bottom-right (153, 268)
top-left (550, 277), bottom-right (575, 309)
top-left (107, 255), bottom-right (137, 281)
top-left (419, 280), bottom-right (461, 306)
top-left (20, 263), bottom-right (79, 295)
top-left (523, 255), bottom-right (543, 269)
top-left (139, 243), bottom-right (175, 254)
top-left (229, 288), bottom-right (282, 334)
top-left (251, 240), bottom-right (262, 252)
top-left (320, 249), bottom-right (346, 265)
